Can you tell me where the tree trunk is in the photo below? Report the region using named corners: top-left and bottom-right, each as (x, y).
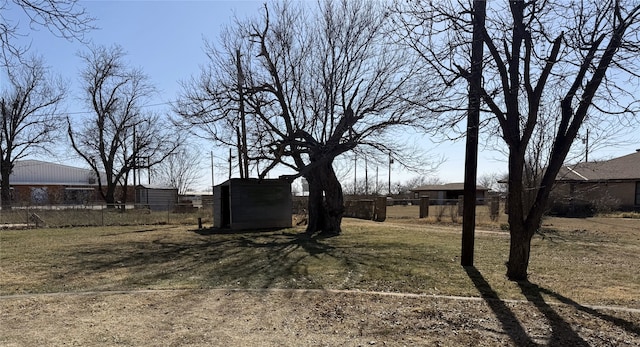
top-left (506, 221), bottom-right (533, 281)
top-left (321, 161), bottom-right (344, 235)
top-left (505, 148), bottom-right (531, 281)
top-left (0, 157), bottom-right (13, 210)
top-left (305, 174), bottom-right (325, 234)
top-left (304, 158), bottom-right (344, 236)
top-left (105, 184), bottom-right (117, 208)
top-left (1, 167), bottom-right (12, 210)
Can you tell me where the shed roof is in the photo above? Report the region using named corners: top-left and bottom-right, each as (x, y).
top-left (557, 151), bottom-right (640, 181)
top-left (412, 183), bottom-right (488, 191)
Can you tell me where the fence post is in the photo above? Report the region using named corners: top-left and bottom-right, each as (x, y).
top-left (458, 195), bottom-right (464, 216)
top-left (490, 196), bottom-right (500, 221)
top-left (419, 196), bottom-right (430, 218)
top-left (374, 196), bottom-right (386, 222)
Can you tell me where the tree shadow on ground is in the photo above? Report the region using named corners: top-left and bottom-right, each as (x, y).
top-left (192, 227), bottom-right (291, 236)
top-left (518, 281), bottom-right (640, 339)
top-left (464, 266), bottom-right (535, 346)
top-left (466, 266), bottom-right (639, 346)
top-left (515, 279), bottom-right (590, 346)
top-left (58, 228), bottom-right (340, 292)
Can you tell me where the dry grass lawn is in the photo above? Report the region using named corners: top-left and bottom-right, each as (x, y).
top-left (1, 213), bottom-right (639, 346)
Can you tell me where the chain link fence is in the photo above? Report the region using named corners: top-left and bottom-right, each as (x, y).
top-left (0, 202), bottom-right (214, 228)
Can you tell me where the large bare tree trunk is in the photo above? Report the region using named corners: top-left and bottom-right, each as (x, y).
top-left (305, 174), bottom-right (325, 234)
top-left (321, 162), bottom-right (344, 235)
top-left (304, 159), bottom-right (344, 236)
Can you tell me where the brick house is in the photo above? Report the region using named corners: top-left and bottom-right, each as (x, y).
top-left (410, 183), bottom-right (489, 205)
top-left (5, 160), bottom-right (131, 205)
top-left (554, 150), bottom-right (640, 211)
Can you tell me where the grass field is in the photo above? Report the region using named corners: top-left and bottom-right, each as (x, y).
top-left (1, 214), bottom-right (638, 307)
top-left (1, 214), bottom-right (639, 345)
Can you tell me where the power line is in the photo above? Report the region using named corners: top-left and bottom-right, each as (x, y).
top-left (11, 100), bottom-right (176, 118)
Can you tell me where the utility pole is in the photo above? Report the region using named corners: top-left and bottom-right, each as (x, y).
top-left (461, 0), bottom-right (486, 267)
top-left (365, 156), bottom-right (369, 195)
top-left (214, 151), bottom-right (215, 194)
top-left (228, 147), bottom-right (233, 180)
top-left (132, 125), bottom-right (137, 188)
top-left (388, 153), bottom-right (393, 195)
top-left (236, 127), bottom-right (244, 179)
top-left (353, 154), bottom-right (357, 195)
top-left (147, 157), bottom-right (150, 185)
top-left (236, 49), bottom-right (249, 178)
top-left (583, 128), bottom-right (589, 162)
top-left (376, 166), bottom-right (379, 195)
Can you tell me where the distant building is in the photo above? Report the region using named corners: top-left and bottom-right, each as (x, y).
top-left (6, 160), bottom-right (101, 205)
top-left (135, 185), bottom-right (178, 211)
top-left (554, 150), bottom-right (640, 211)
top-left (4, 160), bottom-right (140, 206)
top-left (180, 191), bottom-right (214, 208)
top-left (410, 183), bottom-right (489, 205)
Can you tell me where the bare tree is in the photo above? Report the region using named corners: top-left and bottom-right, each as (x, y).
top-left (1, 55), bottom-right (65, 209)
top-left (1, 0), bottom-right (93, 66)
top-left (68, 44), bottom-right (180, 206)
top-left (154, 145), bottom-right (204, 195)
top-left (477, 172), bottom-right (503, 193)
top-left (396, 0), bottom-right (640, 280)
top-left (177, 0), bottom-right (437, 236)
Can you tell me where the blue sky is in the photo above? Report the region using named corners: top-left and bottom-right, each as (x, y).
top-left (3, 0), bottom-right (639, 190)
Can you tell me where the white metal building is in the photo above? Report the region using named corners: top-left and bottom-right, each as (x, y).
top-left (6, 160), bottom-right (102, 205)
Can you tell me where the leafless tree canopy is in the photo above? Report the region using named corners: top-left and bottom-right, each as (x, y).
top-left (68, 44), bottom-right (180, 205)
top-left (395, 0), bottom-right (640, 280)
top-left (1, 0), bottom-right (94, 65)
top-left (395, 0), bottom-right (640, 144)
top-left (177, 0), bottom-right (434, 178)
top-left (154, 145), bottom-right (204, 195)
top-left (1, 55), bottom-right (65, 209)
top-left (177, 0), bottom-right (438, 234)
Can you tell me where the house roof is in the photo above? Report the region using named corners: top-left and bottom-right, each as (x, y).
top-left (557, 150), bottom-right (640, 181)
top-left (412, 182), bottom-right (488, 191)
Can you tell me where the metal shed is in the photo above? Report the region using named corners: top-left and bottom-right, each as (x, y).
top-left (213, 178), bottom-right (292, 230)
top-left (135, 185), bottom-right (178, 211)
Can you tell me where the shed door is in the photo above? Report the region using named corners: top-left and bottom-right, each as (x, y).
top-left (221, 185), bottom-right (231, 228)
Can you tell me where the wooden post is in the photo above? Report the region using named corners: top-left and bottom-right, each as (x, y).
top-left (461, 0), bottom-right (486, 267)
top-left (374, 196), bottom-right (386, 222)
top-left (458, 195), bottom-right (464, 217)
top-left (419, 196), bottom-right (430, 218)
top-left (490, 196), bottom-right (499, 221)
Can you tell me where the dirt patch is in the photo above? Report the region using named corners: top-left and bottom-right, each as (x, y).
top-left (1, 289), bottom-right (639, 346)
